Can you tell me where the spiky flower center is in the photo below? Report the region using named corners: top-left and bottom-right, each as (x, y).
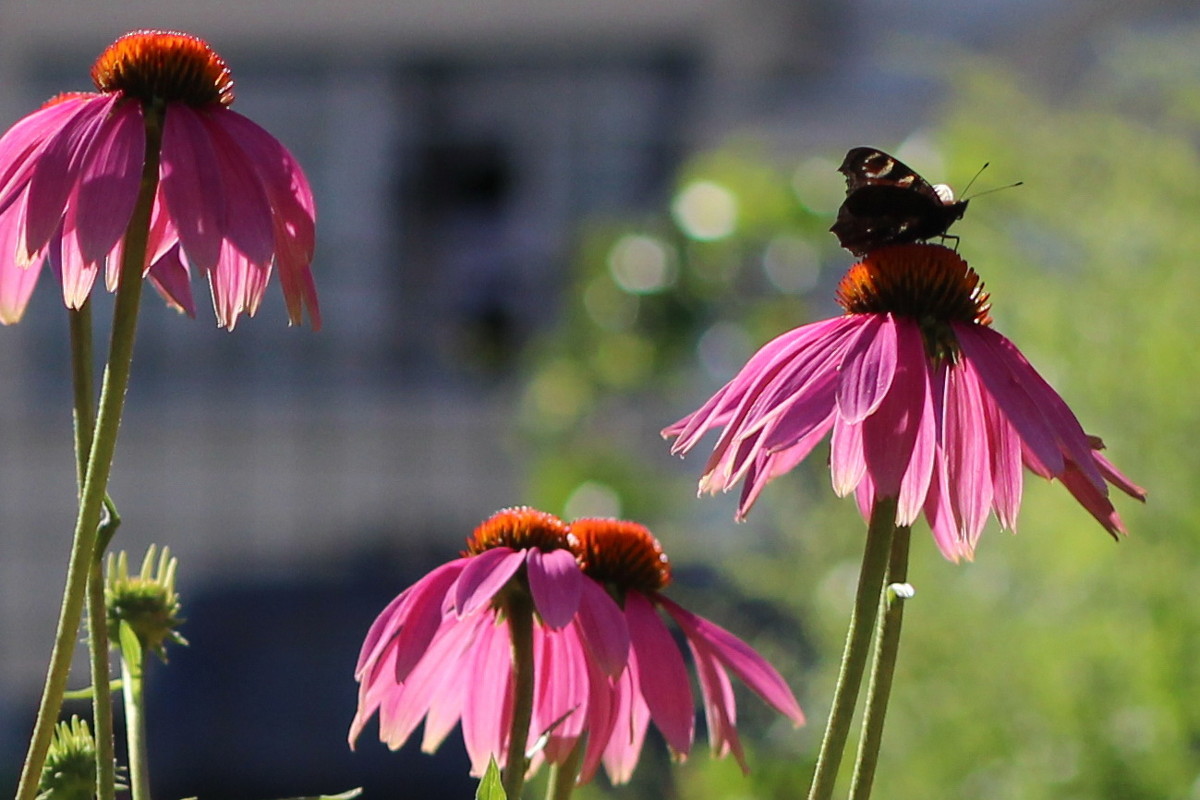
top-left (571, 518), bottom-right (671, 594)
top-left (835, 243), bottom-right (992, 360)
top-left (91, 30), bottom-right (234, 107)
top-left (39, 717), bottom-right (98, 800)
top-left (465, 507), bottom-right (574, 555)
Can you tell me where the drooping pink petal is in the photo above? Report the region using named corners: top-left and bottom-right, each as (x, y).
top-left (349, 637), bottom-right (399, 746)
top-left (145, 244), bottom-right (196, 316)
top-left (23, 97), bottom-right (116, 258)
top-left (454, 547), bottom-right (524, 618)
top-left (896, 357), bottom-right (938, 526)
top-left (206, 238), bottom-right (272, 329)
top-left (861, 316), bottom-right (926, 497)
top-left (354, 609), bottom-right (473, 748)
top-left (421, 613), bottom-right (491, 753)
top-left (199, 110), bottom-right (276, 265)
top-left (0, 202), bottom-right (41, 323)
top-left (216, 108), bottom-right (320, 329)
top-left (658, 596), bottom-right (804, 725)
top-left (354, 560), bottom-right (465, 677)
top-left (923, 448), bottom-right (966, 561)
top-left (602, 659), bottom-right (652, 784)
top-left (955, 324), bottom-right (1066, 479)
top-left (837, 312), bottom-right (897, 424)
top-left (978, 367), bottom-right (1023, 531)
top-left (461, 615), bottom-right (515, 775)
top-left (664, 319), bottom-right (839, 451)
top-left (71, 100), bottom-right (144, 264)
top-left (979, 327), bottom-right (1107, 491)
top-left (377, 614), bottom-right (477, 750)
top-left (526, 548), bottom-right (582, 629)
top-left (681, 625), bottom-right (746, 770)
top-left (576, 641), bottom-right (618, 784)
top-left (943, 357), bottom-right (993, 546)
top-left (1089, 445), bottom-right (1146, 502)
top-left (0, 99), bottom-right (96, 216)
top-left (830, 416), bottom-right (866, 497)
top-left (624, 592), bottom-right (694, 756)
top-left (574, 577), bottom-right (630, 676)
top-left (47, 219), bottom-right (99, 309)
top-left (532, 623), bottom-right (589, 763)
top-left (757, 366), bottom-right (841, 454)
top-left (160, 104), bottom-right (225, 272)
top-left (666, 316), bottom-right (857, 458)
top-left (1058, 461), bottom-right (1128, 539)
top-left (737, 412), bottom-right (835, 517)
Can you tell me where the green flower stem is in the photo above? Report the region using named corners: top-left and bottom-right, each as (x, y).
top-left (118, 623), bottom-right (151, 800)
top-left (14, 106), bottom-right (162, 800)
top-left (544, 737), bottom-right (584, 800)
top-left (503, 589), bottom-right (536, 800)
top-left (70, 302), bottom-right (123, 800)
top-left (847, 524), bottom-right (912, 800)
top-left (805, 497), bottom-right (897, 800)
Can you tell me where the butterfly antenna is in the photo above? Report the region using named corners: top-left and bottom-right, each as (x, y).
top-left (966, 180), bottom-right (1024, 200)
top-left (959, 162), bottom-right (989, 197)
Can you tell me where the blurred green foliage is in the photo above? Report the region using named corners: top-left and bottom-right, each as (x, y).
top-left (519, 26), bottom-right (1198, 800)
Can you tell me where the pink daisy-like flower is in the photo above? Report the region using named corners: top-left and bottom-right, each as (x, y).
top-left (350, 507), bottom-right (630, 778)
top-left (570, 518), bottom-right (805, 784)
top-left (664, 243), bottom-right (1145, 561)
top-left (0, 30), bottom-right (319, 329)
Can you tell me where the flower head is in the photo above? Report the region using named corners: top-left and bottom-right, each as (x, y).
top-left (350, 507), bottom-right (629, 777)
top-left (105, 545), bottom-right (187, 662)
top-left (570, 518), bottom-right (804, 784)
top-left (664, 244), bottom-right (1145, 561)
top-left (38, 717), bottom-right (100, 800)
top-left (0, 29), bottom-right (319, 329)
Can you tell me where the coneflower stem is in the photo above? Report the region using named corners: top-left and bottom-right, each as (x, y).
top-left (545, 737), bottom-right (584, 800)
top-left (117, 623), bottom-right (151, 800)
top-left (68, 300), bottom-right (120, 800)
top-left (847, 524), bottom-right (912, 800)
top-left (14, 106), bottom-right (162, 800)
top-left (503, 589), bottom-right (536, 799)
top-left (805, 497), bottom-right (897, 800)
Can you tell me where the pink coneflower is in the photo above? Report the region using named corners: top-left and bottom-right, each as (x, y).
top-left (664, 243), bottom-right (1145, 561)
top-left (0, 30), bottom-right (319, 329)
top-left (570, 518), bottom-right (805, 784)
top-left (350, 507), bottom-right (630, 778)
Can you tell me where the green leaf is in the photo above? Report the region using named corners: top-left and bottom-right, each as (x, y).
top-left (475, 757), bottom-right (506, 800)
top-left (116, 620), bottom-right (143, 677)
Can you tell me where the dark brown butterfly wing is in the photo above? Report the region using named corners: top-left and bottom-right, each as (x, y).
top-left (830, 147), bottom-right (968, 256)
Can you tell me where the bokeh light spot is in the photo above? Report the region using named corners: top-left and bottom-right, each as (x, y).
top-left (672, 180), bottom-right (738, 241)
top-left (563, 480), bottom-right (622, 520)
top-left (607, 234), bottom-right (675, 294)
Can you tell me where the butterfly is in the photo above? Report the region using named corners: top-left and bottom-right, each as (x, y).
top-left (830, 147), bottom-right (968, 256)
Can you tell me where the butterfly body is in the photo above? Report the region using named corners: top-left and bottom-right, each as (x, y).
top-left (831, 147), bottom-right (968, 256)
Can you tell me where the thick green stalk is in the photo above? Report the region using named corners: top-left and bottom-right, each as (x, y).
top-left (14, 105), bottom-right (162, 800)
top-left (544, 737), bottom-right (584, 800)
top-left (68, 302), bottom-right (119, 800)
top-left (503, 589), bottom-right (536, 800)
top-left (805, 497), bottom-right (897, 800)
top-left (118, 623), bottom-right (151, 800)
top-left (847, 525), bottom-right (912, 800)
